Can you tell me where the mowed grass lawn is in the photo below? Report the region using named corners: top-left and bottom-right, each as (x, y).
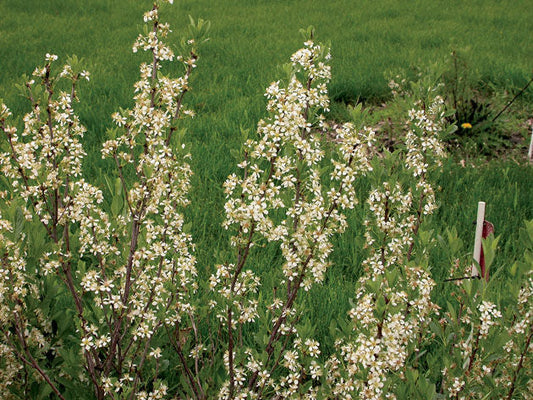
top-left (0, 0), bottom-right (532, 328)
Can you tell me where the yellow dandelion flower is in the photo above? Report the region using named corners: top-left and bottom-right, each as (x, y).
top-left (461, 122), bottom-right (472, 129)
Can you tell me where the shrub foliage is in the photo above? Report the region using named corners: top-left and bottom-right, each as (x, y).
top-left (0, 2), bottom-right (531, 399)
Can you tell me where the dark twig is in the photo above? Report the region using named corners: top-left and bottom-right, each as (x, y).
top-left (491, 76), bottom-right (533, 123)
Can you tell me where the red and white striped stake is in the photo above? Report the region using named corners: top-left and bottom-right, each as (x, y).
top-left (472, 202), bottom-right (485, 277)
top-left (472, 201), bottom-right (494, 281)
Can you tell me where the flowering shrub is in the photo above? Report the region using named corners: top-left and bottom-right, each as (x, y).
top-left (0, 2), bottom-right (531, 399)
top-left (212, 36), bottom-right (376, 399)
top-left (1, 1), bottom-right (201, 398)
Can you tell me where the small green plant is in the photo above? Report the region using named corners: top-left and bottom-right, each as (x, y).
top-left (440, 49), bottom-right (533, 156)
top-left (383, 50), bottom-right (532, 158)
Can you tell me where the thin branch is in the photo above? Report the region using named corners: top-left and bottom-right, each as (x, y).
top-left (505, 323), bottom-right (533, 400)
top-left (9, 311), bottom-right (66, 400)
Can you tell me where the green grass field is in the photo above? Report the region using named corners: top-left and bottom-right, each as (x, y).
top-left (1, 0), bottom-right (532, 356)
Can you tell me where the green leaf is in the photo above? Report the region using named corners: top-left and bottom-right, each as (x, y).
top-left (429, 320), bottom-right (443, 340)
top-left (524, 220), bottom-right (533, 244)
top-left (111, 177), bottom-right (123, 216)
top-left (385, 267), bottom-right (399, 288)
top-left (106, 126), bottom-right (119, 140)
top-left (446, 301), bottom-right (457, 323)
top-left (375, 293), bottom-right (387, 315)
top-left (298, 25), bottom-right (315, 41)
top-left (328, 319), bottom-right (337, 339)
top-left (182, 222), bottom-right (192, 234)
top-left (14, 206), bottom-right (25, 239)
top-left (229, 148), bottom-right (241, 162)
top-left (481, 234), bottom-right (500, 271)
top-left (142, 163), bottom-right (154, 178)
top-left (300, 380), bottom-right (313, 394)
top-left (239, 125), bottom-right (249, 142)
top-left (160, 359), bottom-right (170, 372)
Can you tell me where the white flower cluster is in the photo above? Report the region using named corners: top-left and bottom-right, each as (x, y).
top-left (95, 1), bottom-right (199, 394)
top-left (0, 57), bottom-right (91, 231)
top-left (0, 342), bottom-right (22, 395)
top-left (221, 40), bottom-right (373, 287)
top-left (134, 7), bottom-right (174, 62)
top-left (0, 211), bottom-right (27, 393)
top-left (0, 215), bottom-right (27, 307)
top-left (493, 276), bottom-right (532, 396)
top-left (406, 98), bottom-right (447, 175)
top-left (0, 54), bottom-right (105, 394)
top-left (442, 298), bottom-right (503, 397)
top-left (2, 1), bottom-right (199, 397)
top-left (478, 300), bottom-right (502, 338)
top-left (210, 263), bottom-right (261, 327)
top-left (442, 277), bottom-right (529, 399)
top-left (217, 336), bottom-right (323, 400)
top-left (215, 39), bottom-right (374, 399)
top-left (1, 54), bottom-right (126, 394)
top-left (325, 93), bottom-right (447, 399)
top-left (0, 54), bottom-right (94, 396)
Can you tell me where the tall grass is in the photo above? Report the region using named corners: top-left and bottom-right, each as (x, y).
top-left (2, 0), bottom-right (531, 121)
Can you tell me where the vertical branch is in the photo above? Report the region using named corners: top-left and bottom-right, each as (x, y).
top-left (406, 190), bottom-right (425, 261)
top-left (150, 4), bottom-right (159, 109)
top-left (227, 307), bottom-right (235, 398)
top-left (452, 51), bottom-right (459, 121)
top-left (166, 54), bottom-right (195, 146)
top-left (168, 325), bottom-right (203, 399)
top-left (5, 311), bottom-right (66, 400)
top-left (104, 216), bottom-right (141, 376)
top-left (0, 124), bottom-right (55, 239)
top-left (505, 326), bottom-right (533, 400)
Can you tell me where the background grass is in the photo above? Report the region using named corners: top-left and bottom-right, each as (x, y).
top-left (1, 0), bottom-right (532, 353)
